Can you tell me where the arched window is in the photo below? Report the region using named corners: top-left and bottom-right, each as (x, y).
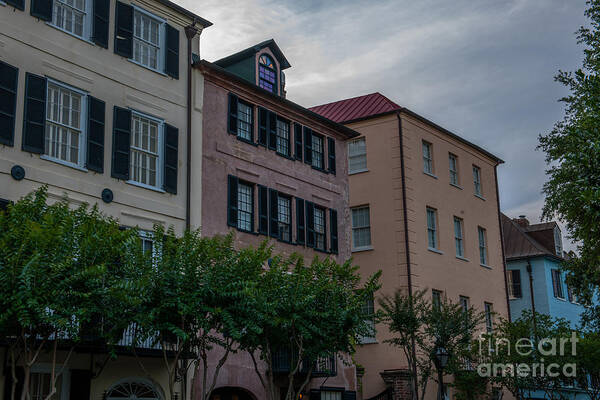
top-left (258, 54), bottom-right (277, 93)
top-left (106, 379), bottom-right (163, 400)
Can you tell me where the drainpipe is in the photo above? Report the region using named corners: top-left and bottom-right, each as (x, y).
top-left (494, 165), bottom-right (512, 322)
top-left (396, 112), bottom-right (417, 400)
top-left (184, 20), bottom-right (200, 231)
top-left (526, 259), bottom-right (537, 335)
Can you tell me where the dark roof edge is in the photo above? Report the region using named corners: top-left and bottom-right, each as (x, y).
top-left (157, 0), bottom-right (212, 27)
top-left (506, 254), bottom-right (564, 263)
top-left (195, 60), bottom-right (359, 139)
top-left (502, 213), bottom-right (565, 262)
top-left (214, 39), bottom-right (291, 70)
top-left (340, 108), bottom-right (504, 164)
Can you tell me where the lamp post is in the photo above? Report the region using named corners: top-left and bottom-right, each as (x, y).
top-left (434, 345), bottom-right (449, 400)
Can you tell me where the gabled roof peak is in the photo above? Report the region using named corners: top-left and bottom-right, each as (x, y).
top-left (214, 39), bottom-right (291, 70)
top-left (309, 92), bottom-right (401, 123)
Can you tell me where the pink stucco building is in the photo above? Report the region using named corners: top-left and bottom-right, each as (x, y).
top-left (194, 40), bottom-right (360, 400)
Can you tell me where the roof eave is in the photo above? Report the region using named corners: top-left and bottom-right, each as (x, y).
top-left (156, 0), bottom-right (212, 27)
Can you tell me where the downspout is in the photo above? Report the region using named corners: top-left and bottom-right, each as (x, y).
top-left (396, 112), bottom-right (418, 400)
top-left (184, 20), bottom-right (200, 231)
top-left (494, 165), bottom-right (512, 322)
top-left (526, 259), bottom-right (537, 335)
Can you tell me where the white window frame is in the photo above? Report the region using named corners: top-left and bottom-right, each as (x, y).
top-left (130, 5), bottom-right (166, 74)
top-left (236, 181), bottom-right (254, 232)
top-left (426, 207), bottom-right (438, 250)
top-left (358, 297), bottom-right (376, 344)
top-left (473, 165), bottom-right (483, 197)
top-left (552, 269), bottom-right (565, 299)
top-left (314, 206), bottom-right (326, 250)
top-left (484, 302), bottom-right (494, 333)
top-left (449, 153), bottom-right (459, 186)
top-left (48, 0), bottom-right (93, 42)
top-left (454, 217), bottom-right (465, 258)
top-left (41, 79), bottom-right (88, 171)
top-left (478, 226), bottom-right (488, 266)
top-left (422, 140), bottom-right (434, 175)
top-left (348, 137), bottom-right (367, 174)
top-left (127, 109), bottom-right (164, 191)
top-left (351, 206), bottom-right (372, 251)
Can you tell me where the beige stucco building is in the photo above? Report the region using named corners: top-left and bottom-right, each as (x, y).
top-left (311, 93), bottom-right (510, 400)
top-left (0, 0), bottom-right (210, 398)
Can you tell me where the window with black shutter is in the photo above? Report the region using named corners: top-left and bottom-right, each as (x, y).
top-left (296, 198), bottom-right (305, 245)
top-left (164, 124), bottom-right (178, 194)
top-left (269, 188), bottom-right (279, 238)
top-left (165, 24), bottom-right (179, 79)
top-left (6, 0), bottom-right (25, 10)
top-left (0, 61), bottom-right (18, 146)
top-left (31, 0), bottom-right (52, 20)
top-left (268, 111), bottom-right (277, 150)
top-left (258, 107), bottom-right (268, 146)
top-left (86, 97), bottom-right (105, 172)
top-left (227, 175), bottom-right (238, 227)
top-left (111, 106), bottom-right (131, 180)
top-left (303, 127), bottom-right (312, 165)
top-left (306, 201), bottom-right (315, 248)
top-left (114, 1), bottom-right (133, 58)
top-left (258, 185), bottom-right (268, 235)
top-left (330, 209), bottom-right (338, 254)
top-left (227, 93), bottom-right (238, 135)
top-left (327, 137), bottom-right (336, 175)
top-left (22, 73), bottom-right (47, 154)
top-left (92, 0), bottom-right (110, 48)
top-left (0, 199), bottom-right (10, 212)
top-left (294, 123), bottom-right (302, 161)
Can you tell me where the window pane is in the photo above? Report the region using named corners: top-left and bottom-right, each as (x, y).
top-left (278, 196), bottom-right (291, 242)
top-left (311, 135), bottom-right (324, 169)
top-left (478, 227), bottom-right (487, 265)
top-left (237, 102), bottom-right (252, 141)
top-left (454, 217), bottom-right (463, 257)
top-left (53, 0), bottom-right (87, 38)
top-left (422, 141), bottom-right (432, 173)
top-left (427, 208), bottom-right (437, 249)
top-left (133, 11), bottom-right (161, 69)
top-left (352, 207), bottom-right (371, 248)
top-left (237, 183), bottom-right (253, 231)
top-left (276, 119), bottom-right (290, 156)
top-left (348, 138), bottom-right (367, 173)
top-left (45, 83), bottom-right (83, 165)
top-left (314, 207), bottom-right (325, 250)
top-left (130, 113), bottom-right (161, 187)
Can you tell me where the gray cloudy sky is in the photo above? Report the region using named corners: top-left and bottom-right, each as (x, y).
top-left (178, 0), bottom-right (587, 247)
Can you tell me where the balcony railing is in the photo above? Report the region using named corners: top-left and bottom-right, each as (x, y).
top-left (272, 348), bottom-right (336, 377)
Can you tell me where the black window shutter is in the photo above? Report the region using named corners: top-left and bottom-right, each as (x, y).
top-left (327, 137), bottom-right (336, 175)
top-left (3, 366), bottom-right (25, 400)
top-left (111, 106), bottom-right (131, 180)
top-left (306, 201), bottom-right (315, 248)
top-left (114, 1), bottom-right (133, 58)
top-left (6, 0), bottom-right (25, 10)
top-left (227, 93), bottom-right (238, 135)
top-left (92, 0), bottom-right (110, 48)
top-left (258, 107), bottom-right (268, 146)
top-left (268, 111), bottom-right (277, 150)
top-left (0, 61), bottom-right (19, 146)
top-left (165, 24), bottom-right (179, 79)
top-left (294, 123), bottom-right (302, 161)
top-left (30, 0), bottom-right (52, 20)
top-left (310, 390), bottom-right (321, 400)
top-left (22, 73), bottom-right (46, 154)
top-left (69, 370), bottom-right (92, 400)
top-left (164, 124), bottom-right (178, 194)
top-left (330, 209), bottom-right (338, 254)
top-left (258, 185), bottom-right (268, 235)
top-left (269, 188), bottom-right (279, 238)
top-left (86, 97), bottom-right (105, 173)
top-left (296, 198), bottom-right (305, 245)
top-left (303, 127), bottom-right (312, 165)
top-left (343, 391), bottom-right (357, 400)
top-left (227, 175), bottom-right (238, 227)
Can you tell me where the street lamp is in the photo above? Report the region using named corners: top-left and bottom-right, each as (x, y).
top-left (434, 345), bottom-right (450, 400)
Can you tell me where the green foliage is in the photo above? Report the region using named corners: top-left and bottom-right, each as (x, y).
top-left (577, 331), bottom-right (600, 400)
top-left (538, 0), bottom-right (600, 327)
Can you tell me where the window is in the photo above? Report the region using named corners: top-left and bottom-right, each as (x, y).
top-left (449, 153), bottom-right (458, 185)
top-left (30, 372), bottom-right (62, 400)
top-left (276, 118), bottom-right (290, 156)
top-left (237, 101), bottom-right (253, 141)
top-left (426, 207), bottom-right (438, 250)
top-left (133, 8), bottom-right (164, 71)
top-left (351, 206), bottom-right (371, 250)
top-left (552, 269), bottom-right (564, 299)
top-left (237, 182), bottom-right (253, 232)
top-left (348, 137), bottom-right (367, 173)
top-left (507, 270), bottom-right (522, 298)
top-left (52, 0), bottom-right (91, 39)
top-left (422, 141), bottom-right (433, 174)
top-left (473, 166), bottom-right (482, 196)
top-left (106, 379), bottom-right (162, 400)
top-left (459, 296), bottom-right (469, 312)
top-left (45, 81), bottom-right (86, 167)
top-left (321, 392), bottom-right (342, 400)
top-left (139, 231), bottom-right (154, 255)
top-left (554, 226), bottom-right (563, 256)
top-left (484, 302), bottom-right (493, 333)
top-left (454, 217), bottom-right (464, 258)
top-left (258, 54), bottom-right (276, 93)
top-left (277, 195), bottom-right (291, 242)
top-left (130, 112), bottom-right (163, 188)
top-left (478, 227), bottom-right (487, 265)
top-left (314, 207), bottom-right (326, 250)
top-left (432, 290), bottom-right (442, 311)
top-left (358, 297), bottom-right (376, 344)
top-left (312, 134), bottom-right (324, 169)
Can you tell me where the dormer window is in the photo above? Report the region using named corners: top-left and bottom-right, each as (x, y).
top-left (258, 54), bottom-right (276, 93)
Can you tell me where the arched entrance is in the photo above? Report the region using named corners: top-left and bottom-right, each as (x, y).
top-left (106, 378), bottom-right (164, 400)
top-left (210, 387), bottom-right (256, 400)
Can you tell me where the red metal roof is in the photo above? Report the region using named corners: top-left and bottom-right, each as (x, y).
top-left (309, 92), bottom-right (401, 123)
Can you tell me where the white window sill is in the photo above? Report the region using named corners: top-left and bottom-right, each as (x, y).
top-left (126, 180), bottom-right (165, 193)
top-left (480, 264), bottom-right (493, 270)
top-left (428, 247), bottom-right (443, 255)
top-left (424, 171), bottom-right (438, 179)
top-left (40, 155), bottom-right (88, 172)
top-left (128, 59), bottom-right (168, 77)
top-left (349, 168), bottom-right (369, 175)
top-left (352, 245), bottom-right (373, 253)
top-left (450, 183), bottom-right (463, 190)
top-left (456, 255), bottom-right (469, 262)
top-left (46, 22), bottom-right (95, 46)
top-left (475, 193), bottom-right (486, 201)
top-left (358, 338), bottom-right (378, 345)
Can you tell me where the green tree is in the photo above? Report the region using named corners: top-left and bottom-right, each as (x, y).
top-left (538, 0), bottom-right (600, 326)
top-left (577, 331), bottom-right (600, 400)
top-left (242, 254), bottom-right (380, 400)
top-left (0, 187), bottom-right (145, 400)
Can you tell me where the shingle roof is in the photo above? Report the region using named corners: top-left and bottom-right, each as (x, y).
top-left (308, 92), bottom-right (400, 123)
top-left (501, 213), bottom-right (561, 261)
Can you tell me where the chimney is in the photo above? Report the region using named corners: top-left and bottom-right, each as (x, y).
top-left (513, 215), bottom-right (530, 227)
